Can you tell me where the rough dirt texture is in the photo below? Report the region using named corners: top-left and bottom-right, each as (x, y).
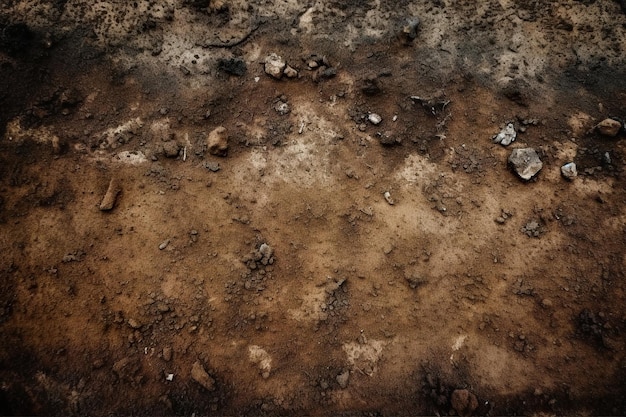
top-left (1, 0), bottom-right (626, 415)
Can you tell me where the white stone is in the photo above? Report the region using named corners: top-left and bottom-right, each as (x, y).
top-left (493, 123), bottom-right (516, 146)
top-left (368, 113), bottom-right (382, 125)
top-left (264, 53), bottom-right (286, 79)
top-left (561, 162), bottom-right (577, 180)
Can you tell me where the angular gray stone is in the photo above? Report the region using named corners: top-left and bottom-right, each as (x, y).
top-left (561, 162), bottom-right (577, 180)
top-left (508, 148), bottom-right (542, 180)
top-left (492, 123), bottom-right (516, 146)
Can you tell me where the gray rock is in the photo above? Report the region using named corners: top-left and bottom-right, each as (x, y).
top-left (399, 17), bottom-right (420, 44)
top-left (207, 126), bottom-right (228, 156)
top-left (596, 118), bottom-right (622, 137)
top-left (508, 148), bottom-right (542, 180)
top-left (264, 53), bottom-right (286, 79)
top-left (561, 162), bottom-right (577, 180)
top-left (336, 370), bottom-right (350, 389)
top-left (274, 101), bottom-right (290, 115)
top-left (191, 361), bottom-right (216, 391)
top-left (112, 356), bottom-right (140, 381)
top-left (159, 240), bottom-right (170, 250)
top-left (259, 243), bottom-right (273, 259)
top-left (492, 123), bottom-right (516, 146)
top-left (204, 161), bottom-right (220, 172)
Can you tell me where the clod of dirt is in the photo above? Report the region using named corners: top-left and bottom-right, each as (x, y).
top-left (500, 78), bottom-right (530, 106)
top-left (264, 53), bottom-right (286, 79)
top-left (410, 94), bottom-right (450, 116)
top-left (162, 347), bottom-right (172, 362)
top-left (492, 123), bottom-right (517, 146)
top-left (113, 356), bottom-right (141, 382)
top-left (207, 126), bottom-right (228, 156)
top-left (377, 131), bottom-right (399, 146)
top-left (217, 57), bottom-right (247, 76)
top-left (399, 17), bottom-right (421, 45)
top-left (450, 389), bottom-right (479, 417)
top-left (595, 118), bottom-right (622, 137)
top-left (99, 177), bottom-right (121, 211)
top-left (561, 162), bottom-right (578, 180)
top-left (508, 148), bottom-right (543, 180)
top-left (361, 75), bottom-right (382, 96)
top-left (521, 219), bottom-right (544, 238)
top-left (336, 370), bottom-right (350, 389)
top-left (162, 140), bottom-right (181, 158)
top-left (191, 360), bottom-right (216, 391)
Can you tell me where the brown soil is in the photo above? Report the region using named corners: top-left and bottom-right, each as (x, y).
top-left (1, 1), bottom-right (626, 415)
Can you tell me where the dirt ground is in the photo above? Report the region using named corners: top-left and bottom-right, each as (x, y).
top-left (1, 0), bottom-right (625, 415)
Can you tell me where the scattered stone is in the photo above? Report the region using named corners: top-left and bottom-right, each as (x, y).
top-left (191, 361), bottom-right (216, 391)
top-left (541, 298), bottom-right (553, 308)
top-left (159, 239), bottom-right (170, 250)
top-left (521, 220), bottom-right (543, 238)
top-left (217, 57), bottom-right (247, 76)
top-left (399, 17), bottom-right (421, 44)
top-left (450, 389), bottom-right (479, 417)
top-left (207, 126), bottom-right (228, 156)
top-left (595, 118), bottom-right (622, 137)
top-left (492, 123), bottom-right (517, 146)
top-left (283, 65), bottom-right (298, 78)
top-left (561, 162), bottom-right (577, 180)
top-left (99, 177), bottom-right (121, 211)
top-left (264, 53), bottom-right (286, 79)
top-left (336, 370), bottom-right (350, 389)
top-left (274, 101), bottom-right (290, 115)
top-left (368, 113), bottom-right (382, 125)
top-left (162, 347), bottom-right (172, 361)
top-left (384, 191), bottom-right (394, 205)
top-left (162, 140), bottom-right (180, 158)
top-left (204, 161), bottom-right (221, 172)
top-left (259, 243), bottom-right (273, 260)
top-left (508, 148), bottom-right (543, 180)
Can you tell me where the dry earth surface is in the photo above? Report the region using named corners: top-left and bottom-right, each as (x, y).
top-left (1, 0), bottom-right (626, 415)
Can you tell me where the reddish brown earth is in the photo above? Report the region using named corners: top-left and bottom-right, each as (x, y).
top-left (1, 1), bottom-right (626, 415)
